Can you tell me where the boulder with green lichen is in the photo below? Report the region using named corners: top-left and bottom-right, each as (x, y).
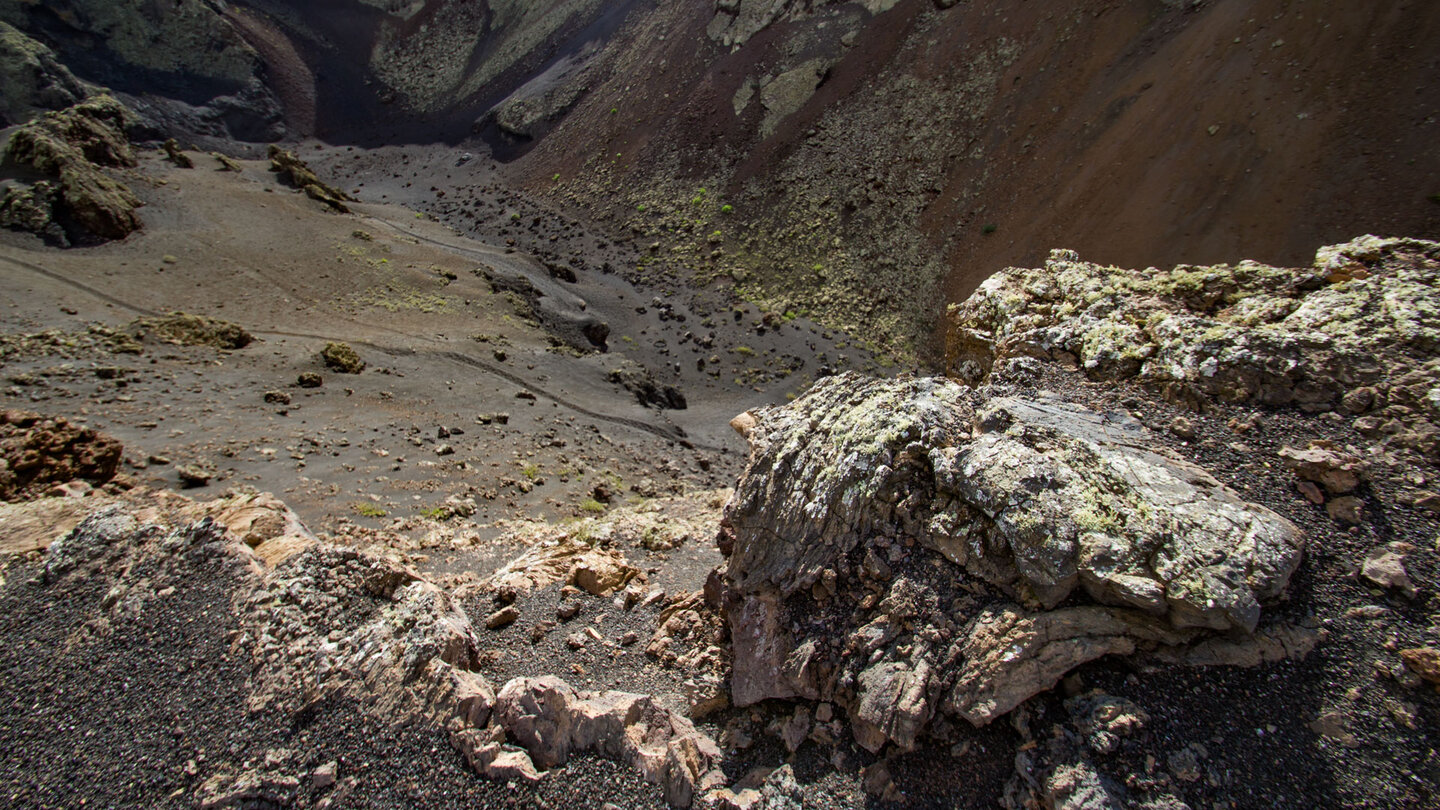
top-left (947, 237), bottom-right (1440, 442)
top-left (1, 95), bottom-right (141, 243)
top-left (321, 342), bottom-right (365, 374)
top-left (719, 373), bottom-right (1303, 751)
top-left (129, 313), bottom-right (253, 350)
top-left (268, 145), bottom-right (353, 213)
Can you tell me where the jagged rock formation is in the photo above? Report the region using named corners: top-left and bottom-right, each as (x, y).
top-left (0, 94), bottom-right (142, 243)
top-left (947, 237), bottom-right (1440, 458)
top-left (456, 676), bottom-right (724, 805)
top-left (717, 373), bottom-right (1303, 751)
top-left (267, 145), bottom-right (353, 213)
top-left (0, 20), bottom-right (91, 125)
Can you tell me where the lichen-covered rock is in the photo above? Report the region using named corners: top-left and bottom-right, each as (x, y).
top-left (718, 373), bottom-right (1303, 750)
top-left (129, 312), bottom-right (253, 350)
top-left (947, 237), bottom-right (1440, 434)
top-left (268, 145), bottom-right (352, 213)
top-left (0, 409), bottom-right (122, 501)
top-left (1, 95), bottom-right (141, 242)
top-left (320, 341), bottom-right (365, 373)
top-left (0, 20), bottom-right (91, 126)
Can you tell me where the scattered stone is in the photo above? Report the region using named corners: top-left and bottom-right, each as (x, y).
top-left (321, 342), bottom-right (365, 374)
top-left (210, 151), bottom-right (243, 172)
top-left (1168, 416), bottom-right (1196, 441)
top-left (268, 145), bottom-right (353, 212)
top-left (1398, 648), bottom-right (1440, 684)
top-left (263, 390), bottom-right (291, 405)
top-left (297, 372), bottom-right (323, 388)
top-left (434, 443), bottom-right (455, 456)
top-left (1360, 543), bottom-right (1418, 598)
top-left (312, 761), bottom-right (337, 789)
top-left (1279, 442), bottom-right (1366, 495)
top-left (1326, 495), bottom-right (1365, 524)
top-left (486, 606), bottom-right (521, 630)
top-left (606, 360), bottom-right (687, 410)
top-left (1308, 710), bottom-right (1360, 748)
top-left (176, 464), bottom-right (212, 487)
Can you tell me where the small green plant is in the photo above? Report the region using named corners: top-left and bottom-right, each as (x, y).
top-left (636, 203), bottom-right (647, 212)
top-left (982, 223), bottom-right (998, 234)
top-left (579, 498), bottom-right (607, 514)
top-left (720, 204), bottom-right (734, 214)
top-left (552, 173), bottom-right (561, 181)
top-left (610, 108), bottom-right (618, 114)
top-left (420, 506), bottom-right (450, 520)
top-left (734, 345), bottom-right (756, 356)
top-left (521, 464), bottom-right (541, 481)
top-left (352, 502), bottom-right (387, 518)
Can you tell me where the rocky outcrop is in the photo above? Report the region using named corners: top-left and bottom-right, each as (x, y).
top-left (20, 487), bottom-right (728, 806)
top-left (483, 537), bottom-right (646, 598)
top-left (1, 95), bottom-right (142, 243)
top-left (947, 238), bottom-right (1440, 454)
top-left (717, 373), bottom-right (1303, 751)
top-left (608, 359), bottom-right (688, 410)
top-left (128, 312), bottom-right (253, 350)
top-left (0, 20), bottom-right (91, 126)
top-left (0, 410), bottom-right (122, 501)
top-left (268, 146), bottom-right (353, 213)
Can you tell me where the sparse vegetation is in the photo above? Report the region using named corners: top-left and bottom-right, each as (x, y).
top-left (351, 502), bottom-right (386, 518)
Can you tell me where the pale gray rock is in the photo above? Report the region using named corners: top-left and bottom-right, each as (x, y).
top-left (720, 373), bottom-right (1303, 750)
top-left (948, 237), bottom-right (1440, 434)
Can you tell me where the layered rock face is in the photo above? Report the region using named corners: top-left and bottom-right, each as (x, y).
top-left (948, 237), bottom-right (1440, 443)
top-left (718, 373), bottom-right (1303, 751)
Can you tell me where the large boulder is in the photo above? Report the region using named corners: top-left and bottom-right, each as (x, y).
top-left (1, 94), bottom-right (142, 243)
top-left (717, 373), bottom-right (1303, 751)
